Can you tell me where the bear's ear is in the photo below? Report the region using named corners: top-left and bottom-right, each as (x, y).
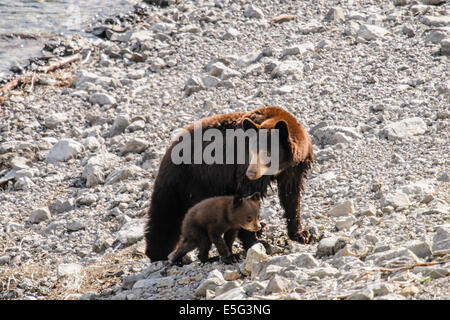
top-left (243, 118), bottom-right (259, 131)
top-left (249, 192), bottom-right (261, 201)
top-left (233, 195), bottom-right (243, 207)
top-left (274, 120), bottom-right (289, 141)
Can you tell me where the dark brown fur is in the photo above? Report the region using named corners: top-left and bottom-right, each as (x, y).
top-left (168, 193), bottom-right (261, 264)
top-left (145, 106), bottom-right (314, 262)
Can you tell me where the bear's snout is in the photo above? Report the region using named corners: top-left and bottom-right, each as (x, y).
top-left (246, 168), bottom-right (258, 180)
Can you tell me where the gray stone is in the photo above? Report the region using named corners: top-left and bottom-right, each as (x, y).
top-left (244, 5), bottom-right (264, 19)
top-left (49, 198), bottom-right (75, 214)
top-left (150, 58), bottom-right (166, 73)
top-left (316, 237), bottom-right (348, 257)
top-left (324, 7), bottom-right (345, 22)
top-left (105, 167), bottom-right (134, 185)
top-left (14, 176), bottom-right (35, 190)
top-left (110, 114), bottom-right (130, 137)
top-left (46, 139), bottom-right (84, 163)
top-left (73, 70), bottom-right (100, 88)
top-left (422, 16), bottom-right (450, 27)
top-left (357, 24), bottom-right (389, 41)
top-left (44, 113), bottom-right (67, 129)
top-left (264, 275), bottom-right (290, 295)
top-left (346, 289), bottom-right (374, 300)
top-left (270, 60), bottom-right (304, 78)
top-left (67, 220), bottom-right (85, 232)
top-left (120, 138), bottom-right (149, 154)
top-left (83, 163), bottom-right (105, 187)
top-left (89, 92), bottom-right (116, 106)
top-left (406, 240), bottom-right (432, 258)
top-left (29, 207), bottom-right (51, 224)
top-left (432, 224), bottom-right (450, 251)
top-left (441, 37), bottom-right (450, 56)
top-left (281, 42), bottom-right (314, 57)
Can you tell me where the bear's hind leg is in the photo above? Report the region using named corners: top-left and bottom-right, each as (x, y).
top-left (197, 236), bottom-right (212, 263)
top-left (168, 239), bottom-right (197, 265)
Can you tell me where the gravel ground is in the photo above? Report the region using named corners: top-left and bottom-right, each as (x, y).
top-left (0, 0), bottom-right (449, 300)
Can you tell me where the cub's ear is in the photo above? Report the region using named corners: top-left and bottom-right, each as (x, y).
top-left (249, 192), bottom-right (261, 201)
top-left (243, 118), bottom-right (259, 131)
top-left (233, 195), bottom-right (243, 207)
top-left (274, 120), bottom-right (289, 140)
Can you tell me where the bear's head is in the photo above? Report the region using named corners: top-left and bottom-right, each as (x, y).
top-left (230, 192), bottom-right (261, 232)
top-left (242, 114), bottom-right (312, 181)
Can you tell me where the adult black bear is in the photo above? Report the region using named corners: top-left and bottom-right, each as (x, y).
top-left (145, 106), bottom-right (314, 261)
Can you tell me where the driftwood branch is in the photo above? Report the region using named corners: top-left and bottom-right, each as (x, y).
top-left (0, 53), bottom-right (81, 96)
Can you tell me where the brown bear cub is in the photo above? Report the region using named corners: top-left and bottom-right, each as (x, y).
top-left (168, 192), bottom-right (262, 265)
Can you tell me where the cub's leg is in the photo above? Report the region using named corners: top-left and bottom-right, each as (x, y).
top-left (167, 238), bottom-right (197, 265)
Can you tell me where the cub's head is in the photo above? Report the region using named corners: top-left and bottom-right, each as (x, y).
top-left (230, 192), bottom-right (261, 232)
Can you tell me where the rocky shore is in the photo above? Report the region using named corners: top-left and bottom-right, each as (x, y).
top-left (0, 0), bottom-right (449, 300)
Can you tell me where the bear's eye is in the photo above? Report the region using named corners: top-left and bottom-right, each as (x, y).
top-left (247, 216), bottom-right (252, 222)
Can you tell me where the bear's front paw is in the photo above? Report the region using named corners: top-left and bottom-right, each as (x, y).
top-left (290, 230), bottom-right (311, 244)
top-left (221, 254), bottom-right (238, 264)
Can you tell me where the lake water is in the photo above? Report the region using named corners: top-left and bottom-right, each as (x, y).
top-left (0, 0), bottom-right (135, 81)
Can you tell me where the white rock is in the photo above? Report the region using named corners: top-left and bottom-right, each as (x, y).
top-left (314, 126), bottom-right (362, 145)
top-left (57, 263), bottom-right (83, 279)
top-left (328, 200), bottom-right (355, 217)
top-left (271, 60), bottom-right (304, 78)
top-left (236, 51), bottom-right (261, 68)
top-left (381, 117), bottom-right (427, 140)
top-left (366, 247), bottom-right (422, 267)
top-left (117, 219), bottom-right (146, 245)
top-left (381, 190), bottom-right (411, 209)
top-left (241, 243), bottom-right (268, 275)
top-left (46, 139), bottom-right (84, 163)
top-left (422, 16), bottom-right (450, 27)
top-left (292, 253), bottom-right (320, 268)
top-left (196, 269), bottom-right (226, 297)
top-left (10, 156), bottom-right (30, 170)
top-left (357, 24), bottom-right (390, 40)
top-left (29, 207), bottom-right (51, 224)
top-left (336, 216), bottom-right (357, 230)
